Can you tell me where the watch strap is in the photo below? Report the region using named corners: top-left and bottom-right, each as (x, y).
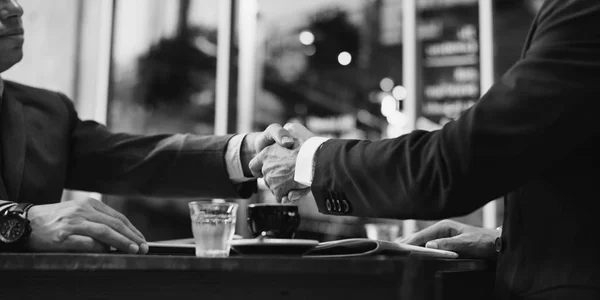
top-left (9, 203), bottom-right (33, 218)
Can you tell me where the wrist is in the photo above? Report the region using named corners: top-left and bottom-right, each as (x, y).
top-left (240, 134), bottom-right (256, 178)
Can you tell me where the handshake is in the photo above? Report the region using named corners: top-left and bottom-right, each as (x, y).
top-left (246, 123), bottom-right (317, 204)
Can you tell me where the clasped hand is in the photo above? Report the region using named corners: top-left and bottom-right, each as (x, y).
top-left (26, 198), bottom-right (148, 254)
top-left (251, 123), bottom-right (315, 203)
top-left (23, 124), bottom-right (303, 254)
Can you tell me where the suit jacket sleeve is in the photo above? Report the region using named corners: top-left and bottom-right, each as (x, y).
top-left (61, 96), bottom-right (256, 199)
top-left (310, 0), bottom-right (600, 220)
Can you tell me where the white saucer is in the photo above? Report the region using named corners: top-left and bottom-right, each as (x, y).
top-left (229, 238), bottom-right (319, 255)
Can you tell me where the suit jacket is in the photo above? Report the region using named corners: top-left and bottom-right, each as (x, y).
top-left (310, 0), bottom-right (600, 297)
top-left (0, 81), bottom-right (255, 205)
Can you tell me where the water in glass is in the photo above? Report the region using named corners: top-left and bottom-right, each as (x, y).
top-left (191, 214), bottom-right (236, 257)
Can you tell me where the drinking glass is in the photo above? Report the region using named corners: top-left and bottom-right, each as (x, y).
top-left (188, 201), bottom-right (238, 257)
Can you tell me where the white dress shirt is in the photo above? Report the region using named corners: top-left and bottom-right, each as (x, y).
top-left (225, 133), bottom-right (254, 183)
top-left (294, 137), bottom-right (330, 186)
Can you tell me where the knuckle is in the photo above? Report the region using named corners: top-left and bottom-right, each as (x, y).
top-left (64, 216), bottom-right (80, 226)
top-left (111, 220), bottom-right (126, 232)
top-left (114, 212), bottom-right (127, 222)
top-left (70, 204), bottom-right (86, 215)
top-left (54, 229), bottom-right (71, 243)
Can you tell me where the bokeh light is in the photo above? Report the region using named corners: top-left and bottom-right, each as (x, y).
top-left (299, 30), bottom-right (315, 45)
top-left (379, 78), bottom-right (394, 92)
top-left (380, 95), bottom-right (397, 117)
top-left (338, 51), bottom-right (352, 66)
top-left (392, 85), bottom-right (408, 100)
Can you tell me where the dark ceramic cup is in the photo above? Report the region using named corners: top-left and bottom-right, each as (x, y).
top-left (247, 204), bottom-right (300, 239)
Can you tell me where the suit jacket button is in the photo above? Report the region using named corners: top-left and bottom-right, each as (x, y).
top-left (341, 200), bottom-right (350, 213)
top-left (325, 199), bottom-right (332, 212)
top-left (335, 200), bottom-right (342, 212)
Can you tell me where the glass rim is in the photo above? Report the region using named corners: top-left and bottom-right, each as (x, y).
top-left (247, 203), bottom-right (298, 208)
top-left (188, 201), bottom-right (238, 207)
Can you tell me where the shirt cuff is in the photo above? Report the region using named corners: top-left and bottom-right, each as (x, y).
top-left (294, 137), bottom-right (330, 186)
top-left (225, 134), bottom-right (253, 183)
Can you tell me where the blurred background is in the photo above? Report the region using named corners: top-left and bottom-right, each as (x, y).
top-left (3, 0), bottom-right (544, 242)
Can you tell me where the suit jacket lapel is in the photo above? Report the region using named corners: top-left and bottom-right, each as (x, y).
top-left (1, 90), bottom-right (26, 202)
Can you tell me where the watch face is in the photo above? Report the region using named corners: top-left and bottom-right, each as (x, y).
top-left (0, 216), bottom-right (26, 243)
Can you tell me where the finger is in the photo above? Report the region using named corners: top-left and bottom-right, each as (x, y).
top-left (270, 179), bottom-right (292, 203)
top-left (88, 199), bottom-right (146, 242)
top-left (71, 220), bottom-right (142, 254)
top-left (287, 188), bottom-right (310, 203)
top-left (256, 124), bottom-right (294, 151)
top-left (269, 176), bottom-right (304, 203)
top-left (425, 236), bottom-right (471, 253)
top-left (85, 210), bottom-right (146, 248)
top-left (272, 187), bottom-right (287, 203)
top-left (249, 154), bottom-right (264, 178)
top-left (281, 195), bottom-right (296, 204)
top-left (400, 221), bottom-right (458, 246)
top-left (62, 235), bottom-right (108, 253)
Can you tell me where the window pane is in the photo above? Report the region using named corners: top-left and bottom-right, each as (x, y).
top-left (107, 0), bottom-right (221, 241)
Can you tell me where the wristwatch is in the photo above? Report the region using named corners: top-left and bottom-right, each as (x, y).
top-left (0, 203), bottom-right (34, 252)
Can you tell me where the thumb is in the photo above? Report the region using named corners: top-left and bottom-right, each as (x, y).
top-left (425, 236), bottom-right (468, 252)
top-left (283, 123), bottom-right (314, 143)
top-left (248, 154), bottom-right (264, 178)
top-left (257, 124), bottom-right (294, 152)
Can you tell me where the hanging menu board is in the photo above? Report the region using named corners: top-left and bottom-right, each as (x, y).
top-left (417, 0), bottom-right (480, 127)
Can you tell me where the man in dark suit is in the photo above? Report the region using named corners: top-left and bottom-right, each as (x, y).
top-left (0, 1), bottom-right (293, 255)
top-left (252, 0), bottom-right (600, 298)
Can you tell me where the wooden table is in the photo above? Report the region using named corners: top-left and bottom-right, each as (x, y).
top-left (0, 253), bottom-right (495, 300)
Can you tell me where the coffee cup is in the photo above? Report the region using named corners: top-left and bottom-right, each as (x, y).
top-left (247, 204), bottom-right (300, 239)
